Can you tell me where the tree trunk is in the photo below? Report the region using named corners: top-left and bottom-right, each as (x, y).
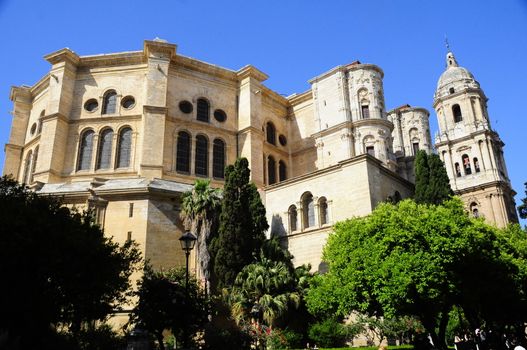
top-left (422, 317), bottom-right (447, 350)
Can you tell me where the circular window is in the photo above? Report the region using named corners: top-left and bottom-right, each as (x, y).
top-left (30, 123), bottom-right (37, 135)
top-left (279, 134), bottom-right (287, 146)
top-left (84, 99), bottom-right (99, 112)
top-left (121, 96), bottom-right (136, 109)
top-left (214, 109), bottom-right (227, 122)
top-left (179, 101), bottom-right (193, 114)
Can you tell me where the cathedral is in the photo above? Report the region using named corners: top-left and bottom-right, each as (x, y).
top-left (2, 39), bottom-right (517, 274)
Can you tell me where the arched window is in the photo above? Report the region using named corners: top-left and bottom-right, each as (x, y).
top-left (288, 205), bottom-right (297, 232)
top-left (266, 122), bottom-right (276, 145)
top-left (455, 162), bottom-right (461, 177)
top-left (279, 160), bottom-right (287, 182)
top-left (38, 110), bottom-right (45, 134)
top-left (452, 104), bottom-right (462, 123)
top-left (470, 202), bottom-right (480, 218)
top-left (77, 130), bottom-right (95, 171)
top-left (195, 135), bottom-right (208, 176)
top-left (302, 192), bottom-right (315, 229)
top-left (116, 127), bottom-right (132, 168)
top-left (213, 138), bottom-right (225, 179)
top-left (473, 157), bottom-right (481, 173)
top-left (267, 156), bottom-right (276, 185)
top-left (102, 90), bottom-right (117, 114)
top-left (176, 131), bottom-right (190, 173)
top-left (30, 146), bottom-right (39, 183)
top-left (361, 104), bottom-right (370, 119)
top-left (22, 150), bottom-right (32, 184)
top-left (96, 128), bottom-right (114, 170)
top-left (196, 98), bottom-right (210, 122)
top-left (462, 154), bottom-right (472, 175)
top-left (319, 197), bottom-right (328, 226)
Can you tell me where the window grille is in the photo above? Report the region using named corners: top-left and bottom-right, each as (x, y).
top-left (102, 90), bottom-right (117, 114)
top-left (279, 160), bottom-right (287, 181)
top-left (289, 205), bottom-right (297, 232)
top-left (267, 156), bottom-right (276, 185)
top-left (362, 105), bottom-right (370, 119)
top-left (116, 128), bottom-right (132, 168)
top-left (195, 135), bottom-right (208, 176)
top-left (303, 193), bottom-right (315, 228)
top-left (213, 139), bottom-right (225, 179)
top-left (30, 147), bottom-right (39, 183)
top-left (453, 104), bottom-right (462, 123)
top-left (176, 131), bottom-right (190, 173)
top-left (77, 130), bottom-right (94, 171)
top-left (197, 98), bottom-right (210, 122)
top-left (266, 122), bottom-right (276, 145)
top-left (96, 129), bottom-right (113, 169)
top-left (23, 150), bottom-right (32, 184)
top-left (319, 197), bottom-right (328, 225)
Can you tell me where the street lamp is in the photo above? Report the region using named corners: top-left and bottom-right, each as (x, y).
top-left (179, 230), bottom-right (196, 349)
top-left (179, 231), bottom-right (197, 288)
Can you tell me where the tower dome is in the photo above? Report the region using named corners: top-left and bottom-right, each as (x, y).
top-left (435, 51), bottom-right (480, 99)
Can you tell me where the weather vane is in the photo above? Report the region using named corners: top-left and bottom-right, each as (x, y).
top-left (445, 35), bottom-right (451, 52)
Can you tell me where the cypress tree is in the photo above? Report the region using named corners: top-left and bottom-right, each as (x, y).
top-left (414, 150), bottom-right (453, 205)
top-left (414, 150), bottom-right (430, 204)
top-left (427, 153), bottom-right (454, 205)
top-left (211, 158), bottom-right (268, 290)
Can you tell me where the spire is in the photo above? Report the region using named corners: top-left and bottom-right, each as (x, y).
top-left (444, 36), bottom-right (458, 68)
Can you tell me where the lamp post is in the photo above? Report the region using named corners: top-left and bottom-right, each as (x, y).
top-left (179, 230), bottom-right (196, 349)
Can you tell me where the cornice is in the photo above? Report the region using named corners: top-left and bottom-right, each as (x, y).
top-left (288, 90), bottom-right (313, 106)
top-left (79, 52), bottom-right (144, 68)
top-left (174, 55), bottom-right (238, 82)
top-left (236, 65), bottom-right (268, 82)
top-left (44, 48), bottom-right (80, 66)
top-left (144, 40), bottom-right (177, 60)
top-left (237, 125), bottom-right (264, 136)
top-left (353, 117), bottom-right (394, 131)
top-left (455, 180), bottom-right (515, 196)
top-left (9, 86), bottom-right (32, 102)
top-left (143, 105), bottom-right (168, 114)
top-left (308, 61), bottom-right (383, 84)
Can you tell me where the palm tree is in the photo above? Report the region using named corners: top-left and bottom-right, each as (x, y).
top-left (180, 179), bottom-right (221, 292)
top-left (229, 256), bottom-right (301, 327)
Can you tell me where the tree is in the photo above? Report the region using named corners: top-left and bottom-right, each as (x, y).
top-left (518, 182), bottom-right (527, 219)
top-left (211, 158), bottom-right (268, 290)
top-left (131, 266), bottom-right (208, 350)
top-left (414, 150), bottom-right (453, 205)
top-left (180, 179), bottom-right (221, 291)
top-left (0, 176), bottom-right (141, 348)
top-left (306, 198), bottom-right (527, 349)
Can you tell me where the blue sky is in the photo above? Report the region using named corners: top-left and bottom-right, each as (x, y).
top-left (0, 0), bottom-right (525, 224)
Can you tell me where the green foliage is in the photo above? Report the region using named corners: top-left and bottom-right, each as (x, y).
top-left (306, 198), bottom-right (527, 349)
top-left (518, 182), bottom-right (527, 219)
top-left (414, 150), bottom-right (452, 205)
top-left (131, 265), bottom-right (209, 350)
top-left (211, 158), bottom-right (268, 290)
top-left (414, 150), bottom-right (430, 204)
top-left (230, 255), bottom-right (300, 326)
top-left (0, 176), bottom-right (141, 348)
top-left (308, 318), bottom-right (349, 348)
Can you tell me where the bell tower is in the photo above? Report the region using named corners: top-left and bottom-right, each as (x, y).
top-left (433, 49), bottom-right (517, 227)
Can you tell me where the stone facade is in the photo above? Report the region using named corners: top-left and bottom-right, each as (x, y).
top-left (3, 39), bottom-right (514, 278)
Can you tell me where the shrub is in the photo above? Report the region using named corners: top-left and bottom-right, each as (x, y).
top-left (308, 318), bottom-right (348, 348)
